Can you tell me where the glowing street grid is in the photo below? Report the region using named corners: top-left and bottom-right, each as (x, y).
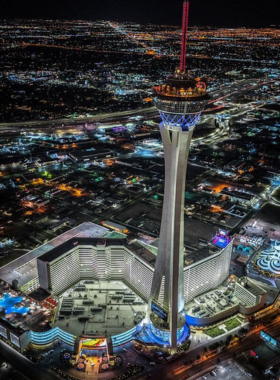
top-left (0, 293), bottom-right (30, 315)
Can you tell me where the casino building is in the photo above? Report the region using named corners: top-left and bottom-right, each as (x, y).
top-left (36, 233), bottom-right (232, 303)
top-left (0, 222), bottom-right (233, 352)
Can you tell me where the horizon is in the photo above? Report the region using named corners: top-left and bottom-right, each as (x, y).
top-left (1, 18), bottom-right (279, 30)
top-left (1, 0), bottom-right (280, 28)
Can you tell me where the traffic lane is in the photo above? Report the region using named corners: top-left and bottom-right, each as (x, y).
top-left (184, 327), bottom-right (280, 379)
top-left (0, 357), bottom-right (14, 380)
top-left (0, 106), bottom-right (157, 130)
top-left (0, 340), bottom-right (55, 380)
top-left (136, 320), bottom-right (280, 380)
top-left (114, 343), bottom-right (150, 370)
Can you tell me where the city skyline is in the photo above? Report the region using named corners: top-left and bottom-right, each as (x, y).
top-left (1, 0), bottom-right (280, 27)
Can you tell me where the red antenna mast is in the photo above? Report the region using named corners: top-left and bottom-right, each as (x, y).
top-left (180, 0), bottom-right (189, 73)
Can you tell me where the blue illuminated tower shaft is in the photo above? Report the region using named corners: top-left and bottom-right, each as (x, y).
top-left (150, 122), bottom-right (194, 349)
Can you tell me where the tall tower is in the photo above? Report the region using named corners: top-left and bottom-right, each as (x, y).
top-left (148, 0), bottom-right (210, 350)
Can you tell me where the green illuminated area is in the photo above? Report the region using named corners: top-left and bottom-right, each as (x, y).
top-left (42, 171), bottom-right (52, 179)
top-left (224, 317), bottom-right (242, 331)
top-left (204, 326), bottom-right (224, 338)
top-left (153, 194), bottom-right (163, 200)
top-left (94, 176), bottom-right (104, 182)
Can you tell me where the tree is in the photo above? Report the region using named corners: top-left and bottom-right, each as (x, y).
top-left (196, 355), bottom-right (200, 361)
top-left (226, 334), bottom-right (233, 342)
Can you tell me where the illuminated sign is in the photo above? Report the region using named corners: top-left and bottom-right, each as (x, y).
top-left (82, 338), bottom-right (106, 348)
top-left (151, 302), bottom-right (168, 323)
top-left (219, 229), bottom-right (227, 236)
top-left (260, 331), bottom-right (279, 348)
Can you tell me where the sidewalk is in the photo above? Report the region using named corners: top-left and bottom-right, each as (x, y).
top-left (189, 319), bottom-right (249, 351)
top-left (48, 361), bottom-right (126, 380)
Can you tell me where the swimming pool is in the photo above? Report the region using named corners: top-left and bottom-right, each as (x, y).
top-left (0, 293), bottom-right (30, 315)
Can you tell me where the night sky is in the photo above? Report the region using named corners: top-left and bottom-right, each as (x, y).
top-left (1, 0), bottom-right (280, 27)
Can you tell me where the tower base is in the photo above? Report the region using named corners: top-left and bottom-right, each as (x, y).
top-left (136, 322), bottom-right (190, 351)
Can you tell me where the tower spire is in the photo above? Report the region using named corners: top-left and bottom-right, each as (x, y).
top-left (149, 0), bottom-right (210, 351)
top-left (180, 0), bottom-right (189, 73)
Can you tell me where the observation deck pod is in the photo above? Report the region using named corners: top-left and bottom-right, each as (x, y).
top-left (154, 71), bottom-right (210, 131)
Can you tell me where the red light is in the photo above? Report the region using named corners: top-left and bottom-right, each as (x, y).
top-left (180, 0), bottom-right (189, 72)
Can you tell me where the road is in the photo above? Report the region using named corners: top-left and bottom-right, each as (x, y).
top-left (136, 319), bottom-right (280, 380)
top-left (13, 40), bottom-right (277, 66)
top-left (0, 78), bottom-right (271, 134)
top-left (0, 106), bottom-right (157, 132)
top-left (1, 318), bottom-right (279, 380)
top-left (207, 79), bottom-right (272, 106)
top-left (0, 339), bottom-right (57, 380)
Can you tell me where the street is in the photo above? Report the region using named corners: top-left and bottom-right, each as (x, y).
top-left (0, 339), bottom-right (57, 380)
top-left (136, 319), bottom-right (280, 380)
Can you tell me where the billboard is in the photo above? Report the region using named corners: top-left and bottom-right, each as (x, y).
top-left (151, 302), bottom-right (168, 323)
top-left (260, 331), bottom-right (279, 348)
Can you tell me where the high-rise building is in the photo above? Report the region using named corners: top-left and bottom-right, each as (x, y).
top-left (148, 0), bottom-right (210, 350)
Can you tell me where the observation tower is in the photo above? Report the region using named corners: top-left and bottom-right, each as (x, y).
top-left (148, 0), bottom-right (210, 350)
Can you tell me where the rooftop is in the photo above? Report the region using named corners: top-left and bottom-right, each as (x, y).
top-left (253, 343), bottom-right (280, 366)
top-left (185, 284), bottom-right (239, 319)
top-left (53, 281), bottom-right (147, 339)
top-left (38, 237), bottom-right (126, 263)
top-left (0, 223), bottom-right (109, 288)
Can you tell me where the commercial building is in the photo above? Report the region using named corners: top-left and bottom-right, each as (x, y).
top-left (37, 238), bottom-right (154, 299)
top-left (250, 331), bottom-right (280, 373)
top-left (0, 318), bottom-right (31, 351)
top-left (184, 242), bottom-right (232, 303)
top-left (0, 222), bottom-right (234, 351)
top-left (234, 277), bottom-right (267, 311)
top-left (36, 234), bottom-right (232, 304)
top-left (185, 275), bottom-right (267, 326)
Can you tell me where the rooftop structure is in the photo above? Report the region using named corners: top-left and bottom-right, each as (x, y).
top-left (211, 229), bottom-right (231, 249)
top-left (0, 221), bottom-right (234, 353)
top-left (251, 331), bottom-right (280, 371)
top-left (185, 276), bottom-right (267, 326)
top-left (53, 281), bottom-right (147, 340)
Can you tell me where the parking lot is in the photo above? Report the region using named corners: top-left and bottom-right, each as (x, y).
top-left (196, 362), bottom-right (252, 380)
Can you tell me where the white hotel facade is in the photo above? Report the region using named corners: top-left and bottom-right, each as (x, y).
top-left (37, 234), bottom-right (232, 304)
